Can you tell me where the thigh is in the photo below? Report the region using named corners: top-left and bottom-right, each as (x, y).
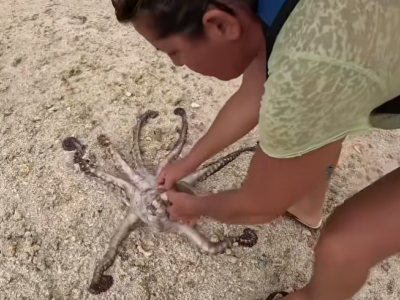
top-left (322, 166), bottom-right (400, 264)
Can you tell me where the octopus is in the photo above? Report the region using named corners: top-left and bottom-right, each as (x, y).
top-left (62, 107), bottom-right (258, 295)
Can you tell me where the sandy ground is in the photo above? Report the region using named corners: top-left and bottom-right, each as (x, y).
top-left (1, 0), bottom-right (400, 299)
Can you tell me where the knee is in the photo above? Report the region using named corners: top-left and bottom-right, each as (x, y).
top-left (314, 229), bottom-right (365, 268)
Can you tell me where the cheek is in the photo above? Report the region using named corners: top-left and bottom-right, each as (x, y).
top-left (183, 47), bottom-right (241, 80)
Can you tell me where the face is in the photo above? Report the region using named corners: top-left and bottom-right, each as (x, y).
top-left (134, 9), bottom-right (259, 81)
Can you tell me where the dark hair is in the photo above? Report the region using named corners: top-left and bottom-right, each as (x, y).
top-left (111, 0), bottom-right (257, 38)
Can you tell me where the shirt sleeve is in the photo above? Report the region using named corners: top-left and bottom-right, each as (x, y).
top-left (258, 53), bottom-right (380, 158)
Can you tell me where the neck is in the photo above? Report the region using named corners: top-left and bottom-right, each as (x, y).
top-left (246, 18), bottom-right (266, 57)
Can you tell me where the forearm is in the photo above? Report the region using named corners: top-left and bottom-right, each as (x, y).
top-left (197, 189), bottom-right (277, 225)
top-left (187, 90), bottom-right (260, 167)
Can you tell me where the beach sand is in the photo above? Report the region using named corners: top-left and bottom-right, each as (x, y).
top-left (1, 0), bottom-right (400, 299)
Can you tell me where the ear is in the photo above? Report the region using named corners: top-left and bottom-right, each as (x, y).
top-left (202, 9), bottom-right (242, 41)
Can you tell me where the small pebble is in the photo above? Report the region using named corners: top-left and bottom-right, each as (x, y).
top-left (3, 243), bottom-right (17, 257)
top-left (381, 263), bottom-right (390, 272)
top-left (191, 103), bottom-right (200, 108)
top-left (228, 256), bottom-right (238, 264)
top-left (353, 145), bottom-right (362, 154)
top-left (210, 235), bottom-right (219, 243)
top-left (125, 91), bottom-right (132, 97)
top-left (302, 229), bottom-right (311, 236)
top-left (4, 109), bottom-right (13, 116)
top-left (19, 164), bottom-right (31, 176)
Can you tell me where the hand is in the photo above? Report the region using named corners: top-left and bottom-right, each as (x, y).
top-left (157, 156), bottom-right (198, 189)
top-left (166, 189), bottom-right (204, 224)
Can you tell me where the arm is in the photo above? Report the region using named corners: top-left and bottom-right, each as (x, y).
top-left (196, 140), bottom-right (343, 224)
top-left (167, 56), bottom-right (352, 224)
top-left (185, 57), bottom-right (266, 169)
top-left (194, 57), bottom-right (354, 224)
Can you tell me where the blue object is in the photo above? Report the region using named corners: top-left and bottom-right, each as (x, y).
top-left (257, 0), bottom-right (287, 26)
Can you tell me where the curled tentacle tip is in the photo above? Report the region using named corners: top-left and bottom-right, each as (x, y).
top-left (62, 137), bottom-right (81, 151)
top-left (238, 228), bottom-right (258, 248)
top-left (173, 107), bottom-right (186, 116)
top-left (97, 134), bottom-right (111, 147)
top-left (88, 275), bottom-right (114, 295)
top-left (146, 110), bottom-right (159, 119)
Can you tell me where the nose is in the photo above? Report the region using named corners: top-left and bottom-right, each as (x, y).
top-left (170, 56), bottom-right (184, 67)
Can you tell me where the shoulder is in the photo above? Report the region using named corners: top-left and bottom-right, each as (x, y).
top-left (271, 0), bottom-right (393, 66)
top-left (258, 0), bottom-right (399, 158)
top-left (258, 53), bottom-right (378, 158)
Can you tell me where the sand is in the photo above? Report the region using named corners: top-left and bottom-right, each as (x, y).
top-left (1, 0), bottom-right (400, 299)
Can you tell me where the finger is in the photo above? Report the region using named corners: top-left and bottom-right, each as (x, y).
top-left (167, 206), bottom-right (179, 221)
top-left (166, 189), bottom-right (181, 201)
top-left (157, 171), bottom-right (166, 185)
top-left (165, 191), bottom-right (177, 203)
top-left (163, 176), bottom-right (176, 190)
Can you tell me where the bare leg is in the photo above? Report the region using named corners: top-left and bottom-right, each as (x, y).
top-left (97, 134), bottom-right (150, 191)
top-left (286, 140), bottom-right (342, 228)
top-left (285, 166), bottom-right (400, 300)
top-left (132, 110), bottom-right (159, 177)
top-left (286, 181), bottom-right (328, 229)
top-left (88, 213), bottom-right (140, 295)
top-left (156, 108), bottom-right (188, 176)
top-left (181, 145), bottom-right (256, 185)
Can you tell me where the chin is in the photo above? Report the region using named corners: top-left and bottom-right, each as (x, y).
top-left (213, 70), bottom-right (243, 81)
top-left (194, 66), bottom-right (244, 81)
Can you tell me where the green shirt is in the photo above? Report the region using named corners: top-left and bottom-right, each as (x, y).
top-left (259, 0), bottom-right (400, 158)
